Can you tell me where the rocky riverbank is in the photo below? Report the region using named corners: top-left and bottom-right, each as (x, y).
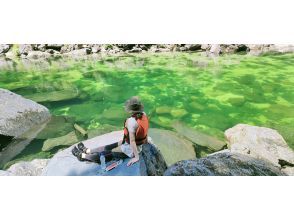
top-left (1, 44), bottom-right (294, 61)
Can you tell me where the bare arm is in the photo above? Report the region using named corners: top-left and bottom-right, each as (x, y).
top-left (127, 131), bottom-right (139, 166)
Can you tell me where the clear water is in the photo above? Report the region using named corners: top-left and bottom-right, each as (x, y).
top-left (0, 52), bottom-right (293, 169)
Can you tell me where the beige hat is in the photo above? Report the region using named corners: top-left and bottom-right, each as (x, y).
top-left (124, 96), bottom-right (144, 113)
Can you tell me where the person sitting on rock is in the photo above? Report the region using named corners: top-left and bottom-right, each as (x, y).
top-left (72, 96), bottom-right (149, 167)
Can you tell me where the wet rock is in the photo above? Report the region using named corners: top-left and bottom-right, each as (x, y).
top-left (225, 124), bottom-right (294, 169)
top-left (0, 88), bottom-right (51, 137)
top-left (26, 51), bottom-right (51, 59)
top-left (172, 121), bottom-right (226, 152)
top-left (164, 152), bottom-right (285, 176)
top-left (42, 131), bottom-right (82, 151)
top-left (0, 44), bottom-right (11, 54)
top-left (42, 131), bottom-right (167, 176)
top-left (1, 159), bottom-right (49, 176)
top-left (149, 128), bottom-right (196, 166)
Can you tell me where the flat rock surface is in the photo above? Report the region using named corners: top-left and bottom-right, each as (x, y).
top-left (0, 88), bottom-right (51, 137)
top-left (42, 131), bottom-right (147, 176)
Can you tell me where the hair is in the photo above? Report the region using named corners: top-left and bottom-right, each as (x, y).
top-left (124, 96), bottom-right (144, 113)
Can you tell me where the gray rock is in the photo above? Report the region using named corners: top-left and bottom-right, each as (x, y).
top-left (0, 88), bottom-right (51, 137)
top-left (185, 44), bottom-right (201, 51)
top-left (268, 44), bottom-right (294, 53)
top-left (225, 124), bottom-right (294, 167)
top-left (60, 44), bottom-right (83, 53)
top-left (164, 152), bottom-right (285, 176)
top-left (26, 51), bottom-right (51, 59)
top-left (19, 44), bottom-right (33, 55)
top-left (63, 48), bottom-right (91, 56)
top-left (42, 131), bottom-right (167, 176)
top-left (0, 121), bottom-right (48, 168)
top-left (91, 45), bottom-right (101, 53)
top-left (0, 44), bottom-right (11, 54)
top-left (128, 47), bottom-right (142, 53)
top-left (2, 159), bottom-right (49, 176)
top-left (148, 128), bottom-right (196, 166)
top-left (209, 44), bottom-right (222, 55)
top-left (46, 44), bottom-right (63, 50)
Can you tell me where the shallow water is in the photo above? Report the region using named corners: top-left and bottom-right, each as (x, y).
top-left (0, 52), bottom-right (294, 168)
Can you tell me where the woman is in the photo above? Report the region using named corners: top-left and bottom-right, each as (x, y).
top-left (72, 96), bottom-right (149, 167)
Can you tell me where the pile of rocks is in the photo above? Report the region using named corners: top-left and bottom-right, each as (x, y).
top-left (1, 44), bottom-right (294, 60)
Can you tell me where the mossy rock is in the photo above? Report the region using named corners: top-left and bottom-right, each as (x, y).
top-left (189, 102), bottom-right (205, 111)
top-left (216, 93), bottom-right (245, 107)
top-left (170, 108), bottom-right (188, 118)
top-left (36, 116), bottom-right (75, 139)
top-left (42, 131), bottom-right (82, 151)
top-left (172, 121), bottom-right (226, 152)
top-left (25, 89), bottom-right (79, 103)
top-left (155, 106), bottom-right (171, 114)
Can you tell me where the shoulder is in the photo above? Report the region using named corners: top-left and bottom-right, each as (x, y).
top-left (126, 117), bottom-right (138, 132)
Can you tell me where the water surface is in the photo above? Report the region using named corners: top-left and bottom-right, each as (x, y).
top-left (0, 52), bottom-right (293, 168)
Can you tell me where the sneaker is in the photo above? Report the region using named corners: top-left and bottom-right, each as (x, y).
top-left (77, 142), bottom-right (88, 153)
top-left (72, 146), bottom-right (85, 161)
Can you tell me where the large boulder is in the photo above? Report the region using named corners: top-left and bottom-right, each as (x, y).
top-left (0, 159), bottom-right (49, 176)
top-left (148, 128), bottom-right (196, 166)
top-left (225, 124), bottom-right (294, 173)
top-left (42, 131), bottom-right (167, 176)
top-left (164, 151), bottom-right (285, 176)
top-left (0, 89), bottom-right (51, 137)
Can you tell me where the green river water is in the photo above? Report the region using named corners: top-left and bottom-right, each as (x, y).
top-left (0, 52), bottom-right (294, 169)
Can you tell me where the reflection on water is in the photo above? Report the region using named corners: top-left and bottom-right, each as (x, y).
top-left (0, 52), bottom-right (293, 168)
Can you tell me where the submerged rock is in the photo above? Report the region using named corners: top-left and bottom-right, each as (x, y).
top-left (149, 128), bottom-right (196, 166)
top-left (0, 88), bottom-right (51, 137)
top-left (164, 152), bottom-right (285, 176)
top-left (35, 116), bottom-right (75, 139)
top-left (172, 122), bottom-right (226, 152)
top-left (25, 89), bottom-right (79, 103)
top-left (225, 124), bottom-right (294, 174)
top-left (42, 131), bottom-right (167, 176)
top-left (0, 159), bottom-right (49, 176)
top-left (42, 131), bottom-right (82, 151)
